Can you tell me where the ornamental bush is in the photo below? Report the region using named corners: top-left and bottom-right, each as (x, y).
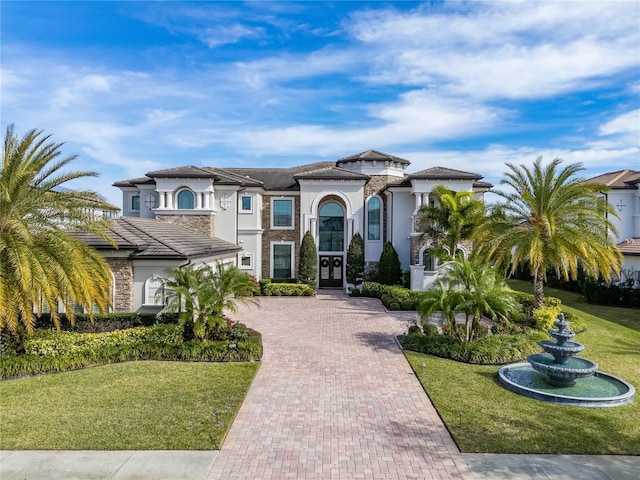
top-left (262, 283), bottom-right (314, 296)
top-left (376, 242), bottom-right (402, 285)
top-left (346, 233), bottom-right (365, 286)
top-left (298, 230), bottom-right (318, 289)
top-left (401, 330), bottom-right (546, 365)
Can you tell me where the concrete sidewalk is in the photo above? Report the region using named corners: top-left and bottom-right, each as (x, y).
top-left (2, 451), bottom-right (638, 479)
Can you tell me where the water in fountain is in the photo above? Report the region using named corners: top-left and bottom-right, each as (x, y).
top-left (498, 313), bottom-right (635, 407)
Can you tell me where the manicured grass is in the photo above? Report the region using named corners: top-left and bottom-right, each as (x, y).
top-left (0, 361), bottom-right (259, 450)
top-left (406, 282), bottom-right (640, 455)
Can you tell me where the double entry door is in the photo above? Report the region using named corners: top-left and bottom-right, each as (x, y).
top-left (319, 255), bottom-right (343, 288)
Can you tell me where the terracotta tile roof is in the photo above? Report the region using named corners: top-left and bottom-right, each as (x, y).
top-left (617, 237), bottom-right (640, 256)
top-left (112, 176), bottom-right (155, 188)
top-left (71, 217), bottom-right (241, 260)
top-left (336, 149), bottom-right (411, 165)
top-left (586, 170), bottom-right (640, 189)
top-left (225, 162), bottom-right (337, 190)
top-left (146, 165), bottom-right (216, 179)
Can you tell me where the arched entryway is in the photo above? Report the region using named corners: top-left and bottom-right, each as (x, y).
top-left (318, 200), bottom-right (345, 288)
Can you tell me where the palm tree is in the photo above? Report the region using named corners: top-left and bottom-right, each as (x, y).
top-left (474, 157), bottom-right (622, 308)
top-left (1, 125), bottom-right (114, 333)
top-left (418, 184), bottom-right (484, 261)
top-left (419, 257), bottom-right (518, 342)
top-left (446, 257), bottom-right (519, 342)
top-left (161, 263), bottom-right (259, 340)
top-left (418, 279), bottom-right (463, 334)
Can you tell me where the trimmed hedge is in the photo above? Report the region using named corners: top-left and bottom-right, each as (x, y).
top-left (360, 282), bottom-right (427, 310)
top-left (24, 325), bottom-right (184, 357)
top-left (34, 312), bottom-right (180, 333)
top-left (401, 330), bottom-right (547, 365)
top-left (1, 330), bottom-right (263, 379)
top-left (262, 283), bottom-right (314, 296)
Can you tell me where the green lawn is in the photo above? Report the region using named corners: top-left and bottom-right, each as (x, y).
top-left (0, 361), bottom-right (259, 450)
top-left (406, 282), bottom-right (640, 455)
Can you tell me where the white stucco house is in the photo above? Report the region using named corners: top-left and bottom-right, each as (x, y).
top-left (96, 150), bottom-right (490, 311)
top-left (586, 169), bottom-right (640, 282)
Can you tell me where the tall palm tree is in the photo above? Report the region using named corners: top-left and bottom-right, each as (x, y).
top-left (1, 125), bottom-right (115, 332)
top-left (474, 157), bottom-right (622, 308)
top-left (418, 184), bottom-right (484, 261)
top-left (161, 263), bottom-right (258, 340)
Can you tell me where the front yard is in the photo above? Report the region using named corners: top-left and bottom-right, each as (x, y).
top-left (406, 282), bottom-right (640, 454)
top-left (0, 361), bottom-right (258, 450)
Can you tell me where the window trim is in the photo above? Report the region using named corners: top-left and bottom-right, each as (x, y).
top-left (366, 196), bottom-right (382, 241)
top-left (271, 197), bottom-right (295, 230)
top-left (239, 253), bottom-right (253, 270)
top-left (240, 194), bottom-right (253, 213)
top-left (270, 241), bottom-right (295, 278)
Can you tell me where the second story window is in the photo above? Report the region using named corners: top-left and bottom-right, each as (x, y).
top-left (272, 198), bottom-right (293, 228)
top-left (241, 195), bottom-right (252, 212)
top-left (177, 189), bottom-right (195, 209)
top-left (131, 195), bottom-right (140, 211)
top-left (367, 197), bottom-right (381, 240)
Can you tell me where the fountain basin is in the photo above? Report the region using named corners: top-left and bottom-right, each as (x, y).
top-left (538, 340), bottom-right (584, 363)
top-left (499, 363), bottom-right (635, 407)
top-left (528, 353), bottom-right (598, 386)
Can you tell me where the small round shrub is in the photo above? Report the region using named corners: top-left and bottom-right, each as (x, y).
top-left (407, 325), bottom-right (422, 335)
top-left (388, 301), bottom-right (401, 310)
top-left (401, 300), bottom-right (416, 310)
top-left (422, 323), bottom-right (440, 336)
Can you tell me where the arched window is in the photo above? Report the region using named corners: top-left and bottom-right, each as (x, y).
top-left (367, 197), bottom-right (381, 240)
top-left (422, 248), bottom-right (438, 272)
top-left (177, 189), bottom-right (195, 209)
top-left (319, 202), bottom-right (344, 252)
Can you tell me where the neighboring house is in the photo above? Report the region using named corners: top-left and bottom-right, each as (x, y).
top-left (586, 169), bottom-right (640, 282)
top-left (113, 150), bottom-right (491, 293)
top-left (72, 217), bottom-right (241, 312)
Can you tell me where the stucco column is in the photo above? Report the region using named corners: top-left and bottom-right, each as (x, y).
top-left (413, 192), bottom-right (423, 215)
top-left (203, 192), bottom-right (210, 210)
top-left (166, 192), bottom-right (174, 209)
top-left (158, 192), bottom-right (166, 209)
top-left (196, 192), bottom-right (203, 209)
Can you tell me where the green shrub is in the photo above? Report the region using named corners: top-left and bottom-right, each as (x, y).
top-left (360, 282), bottom-right (426, 310)
top-left (401, 330), bottom-right (545, 364)
top-left (262, 283), bottom-right (314, 296)
top-left (407, 325), bottom-right (422, 335)
top-left (376, 242), bottom-right (402, 285)
top-left (298, 230), bottom-right (318, 288)
top-left (422, 323), bottom-right (440, 336)
top-left (24, 324), bottom-right (184, 357)
top-left (346, 233), bottom-right (365, 286)
top-left (1, 331), bottom-right (263, 379)
top-left (33, 312), bottom-right (181, 333)
top-left (532, 305), bottom-right (562, 331)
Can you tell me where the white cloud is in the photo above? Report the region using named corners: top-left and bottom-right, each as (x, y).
top-left (347, 1), bottom-right (639, 99)
top-left (599, 109), bottom-right (640, 137)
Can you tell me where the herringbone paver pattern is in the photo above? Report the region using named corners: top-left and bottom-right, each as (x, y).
top-left (208, 292), bottom-right (475, 479)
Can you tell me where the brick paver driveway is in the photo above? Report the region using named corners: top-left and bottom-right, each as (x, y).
top-left (208, 291), bottom-right (474, 479)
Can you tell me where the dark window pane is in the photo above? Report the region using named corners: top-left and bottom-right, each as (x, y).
top-left (273, 199), bottom-right (292, 227)
top-left (367, 197), bottom-right (380, 240)
top-left (319, 202), bottom-right (344, 251)
top-left (273, 244), bottom-right (292, 278)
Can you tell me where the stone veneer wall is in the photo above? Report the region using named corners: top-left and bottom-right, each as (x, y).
top-left (261, 196), bottom-right (301, 279)
top-left (105, 257), bottom-right (134, 312)
top-left (155, 214), bottom-right (215, 237)
top-left (410, 236), bottom-right (474, 264)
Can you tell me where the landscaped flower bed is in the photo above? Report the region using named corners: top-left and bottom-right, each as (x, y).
top-left (1, 320), bottom-right (262, 379)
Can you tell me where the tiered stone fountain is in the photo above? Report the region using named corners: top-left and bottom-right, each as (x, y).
top-left (499, 313), bottom-right (635, 407)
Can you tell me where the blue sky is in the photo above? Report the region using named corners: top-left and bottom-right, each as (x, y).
top-left (2, 0), bottom-right (639, 208)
